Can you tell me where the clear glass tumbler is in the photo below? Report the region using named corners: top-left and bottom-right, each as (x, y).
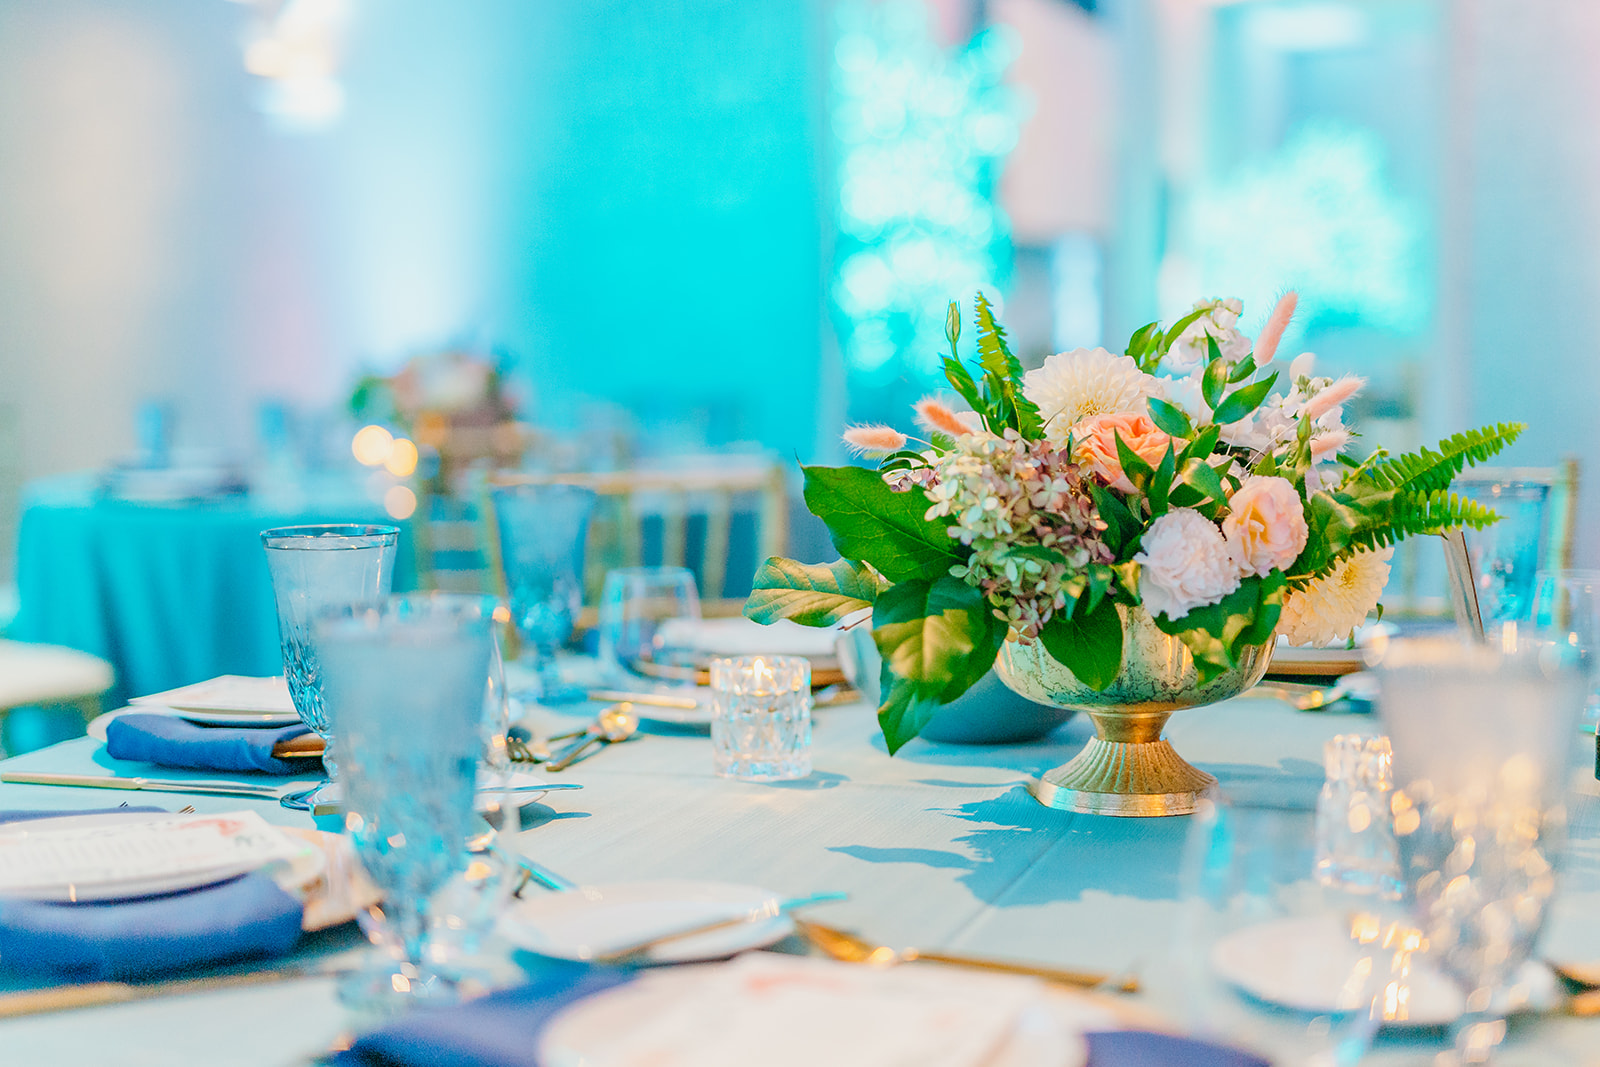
top-left (1456, 479), bottom-right (1551, 625)
top-left (316, 593), bottom-right (498, 1010)
top-left (489, 483), bottom-right (598, 705)
top-left (1530, 568), bottom-right (1600, 731)
top-left (261, 523), bottom-right (398, 808)
top-left (597, 565), bottom-right (703, 685)
top-left (709, 655), bottom-right (811, 782)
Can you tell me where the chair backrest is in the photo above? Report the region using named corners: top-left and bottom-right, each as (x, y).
top-left (488, 460), bottom-right (790, 619)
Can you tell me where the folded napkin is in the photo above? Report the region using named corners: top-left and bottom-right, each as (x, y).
top-left (0, 871), bottom-right (305, 982)
top-left (105, 713), bottom-right (318, 775)
top-left (339, 961), bottom-right (634, 1067)
top-left (0, 806), bottom-right (167, 824)
top-left (1086, 1031), bottom-right (1270, 1067)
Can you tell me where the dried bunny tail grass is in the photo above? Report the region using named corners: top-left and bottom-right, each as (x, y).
top-left (1303, 375), bottom-right (1365, 422)
top-left (841, 424), bottom-right (908, 457)
top-left (913, 396), bottom-right (972, 438)
top-left (1253, 290), bottom-right (1298, 366)
top-left (1310, 429), bottom-right (1349, 461)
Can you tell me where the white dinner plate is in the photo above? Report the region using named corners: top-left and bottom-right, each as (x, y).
top-left (539, 954), bottom-right (1122, 1067)
top-left (131, 675), bottom-right (298, 715)
top-left (498, 880), bottom-right (793, 963)
top-left (0, 810), bottom-right (323, 903)
top-left (87, 704), bottom-right (303, 741)
top-left (1210, 914), bottom-right (1561, 1025)
top-left (656, 617), bottom-right (840, 658)
top-left (310, 770), bottom-right (574, 816)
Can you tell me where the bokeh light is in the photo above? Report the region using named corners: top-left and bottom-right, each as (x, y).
top-left (383, 437), bottom-right (419, 478)
top-left (351, 424), bottom-right (394, 466)
top-left (383, 484), bottom-right (417, 520)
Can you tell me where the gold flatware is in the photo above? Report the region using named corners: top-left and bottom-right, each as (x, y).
top-left (546, 704), bottom-right (639, 772)
top-left (586, 689), bottom-right (701, 710)
top-left (594, 891), bottom-right (848, 963)
top-left (795, 919), bottom-right (1138, 993)
top-left (0, 772), bottom-right (286, 799)
top-left (0, 961), bottom-right (343, 1020)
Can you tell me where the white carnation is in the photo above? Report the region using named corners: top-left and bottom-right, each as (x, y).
top-left (1279, 547), bottom-right (1394, 647)
top-left (1023, 347), bottom-right (1154, 445)
top-left (1134, 508), bottom-right (1242, 622)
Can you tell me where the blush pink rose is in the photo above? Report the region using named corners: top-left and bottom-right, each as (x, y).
top-left (1074, 412), bottom-right (1173, 494)
top-left (1223, 475), bottom-right (1309, 577)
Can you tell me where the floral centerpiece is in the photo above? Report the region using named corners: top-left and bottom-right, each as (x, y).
top-left (746, 292), bottom-right (1521, 763)
top-left (349, 349), bottom-right (527, 492)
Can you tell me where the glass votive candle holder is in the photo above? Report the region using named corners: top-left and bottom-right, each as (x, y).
top-left (1314, 733), bottom-right (1402, 898)
top-left (709, 655), bottom-right (812, 782)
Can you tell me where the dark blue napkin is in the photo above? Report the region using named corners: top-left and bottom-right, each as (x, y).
top-left (0, 872), bottom-right (305, 982)
top-left (0, 806), bottom-right (168, 823)
top-left (1086, 1030), bottom-right (1271, 1067)
top-left (339, 961), bottom-right (634, 1067)
top-left (105, 712), bottom-right (317, 775)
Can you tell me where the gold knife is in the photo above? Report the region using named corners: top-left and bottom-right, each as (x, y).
top-left (0, 772), bottom-right (287, 799)
top-left (0, 962), bottom-right (340, 1019)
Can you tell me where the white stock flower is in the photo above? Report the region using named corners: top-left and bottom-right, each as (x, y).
top-left (1023, 348), bottom-right (1154, 444)
top-left (1279, 547), bottom-right (1394, 647)
top-left (1166, 298), bottom-right (1251, 373)
top-left (1134, 508), bottom-right (1242, 622)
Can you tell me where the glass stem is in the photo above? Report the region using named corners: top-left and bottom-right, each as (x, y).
top-left (535, 649), bottom-right (563, 698)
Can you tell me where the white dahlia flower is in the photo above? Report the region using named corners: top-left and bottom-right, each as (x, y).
top-left (1023, 347), bottom-right (1154, 445)
top-left (1279, 547), bottom-right (1395, 647)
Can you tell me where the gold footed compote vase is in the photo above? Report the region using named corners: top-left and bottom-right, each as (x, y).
top-left (995, 605), bottom-right (1273, 817)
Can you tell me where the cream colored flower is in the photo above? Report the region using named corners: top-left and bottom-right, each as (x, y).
top-left (1135, 508), bottom-right (1242, 621)
top-left (1224, 475), bottom-right (1309, 577)
top-left (1279, 547), bottom-right (1395, 647)
top-left (1023, 348), bottom-right (1153, 444)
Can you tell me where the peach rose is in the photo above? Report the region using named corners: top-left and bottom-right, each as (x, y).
top-left (1223, 475), bottom-right (1309, 577)
top-left (1074, 412), bottom-right (1173, 494)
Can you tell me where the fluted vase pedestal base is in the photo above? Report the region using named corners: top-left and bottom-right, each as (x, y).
top-left (1028, 709), bottom-right (1217, 817)
top-left (995, 606), bottom-right (1273, 818)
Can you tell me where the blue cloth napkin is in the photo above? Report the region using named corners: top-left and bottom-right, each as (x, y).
top-left (0, 806), bottom-right (167, 823)
top-left (105, 712), bottom-right (317, 775)
top-left (0, 872), bottom-right (305, 982)
top-left (339, 962), bottom-right (634, 1067)
top-left (1086, 1030), bottom-right (1271, 1067)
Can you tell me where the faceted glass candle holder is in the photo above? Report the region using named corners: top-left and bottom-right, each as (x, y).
top-left (1314, 733), bottom-right (1401, 898)
top-left (710, 655), bottom-right (812, 782)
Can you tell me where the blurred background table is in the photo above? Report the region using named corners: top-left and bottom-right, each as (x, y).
top-left (8, 475), bottom-right (416, 710)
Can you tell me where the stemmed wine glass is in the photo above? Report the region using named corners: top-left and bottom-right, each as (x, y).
top-left (1375, 633), bottom-right (1588, 1064)
top-left (261, 523), bottom-right (398, 810)
top-left (490, 483), bottom-right (597, 705)
top-left (315, 593), bottom-right (499, 1009)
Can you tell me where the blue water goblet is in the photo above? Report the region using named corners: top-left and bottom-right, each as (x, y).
top-left (261, 524), bottom-right (398, 810)
top-left (489, 483), bottom-right (597, 705)
top-left (316, 593), bottom-right (498, 1010)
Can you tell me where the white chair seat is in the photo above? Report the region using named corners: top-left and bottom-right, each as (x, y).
top-left (0, 640), bottom-right (114, 708)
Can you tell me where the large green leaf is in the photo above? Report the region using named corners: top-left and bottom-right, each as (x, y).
top-left (1150, 572), bottom-right (1287, 684)
top-left (744, 557), bottom-right (886, 627)
top-left (1038, 595), bottom-right (1124, 691)
top-left (802, 465), bottom-right (962, 583)
top-left (1210, 373), bottom-right (1278, 426)
top-left (870, 576), bottom-right (1007, 753)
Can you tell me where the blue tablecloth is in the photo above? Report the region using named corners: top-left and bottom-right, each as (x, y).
top-left (10, 476), bottom-right (416, 706)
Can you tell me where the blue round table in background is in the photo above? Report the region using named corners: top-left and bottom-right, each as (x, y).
top-left (10, 476), bottom-right (417, 709)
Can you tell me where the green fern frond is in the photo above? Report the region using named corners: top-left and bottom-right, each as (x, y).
top-left (1363, 423), bottom-right (1524, 495)
top-left (1341, 490), bottom-right (1502, 559)
top-left (973, 293), bottom-right (1044, 438)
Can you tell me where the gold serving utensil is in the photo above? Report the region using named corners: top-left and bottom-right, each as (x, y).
top-left (794, 919), bottom-right (1138, 993)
